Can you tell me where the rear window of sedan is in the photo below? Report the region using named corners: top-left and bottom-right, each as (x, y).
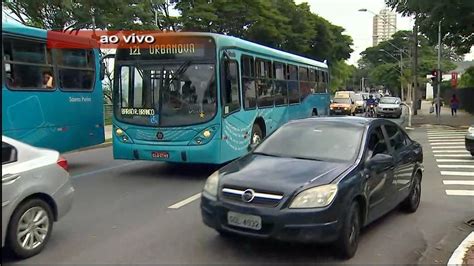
top-left (255, 121), bottom-right (364, 162)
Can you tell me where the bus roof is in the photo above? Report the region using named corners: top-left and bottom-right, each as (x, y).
top-left (2, 21), bottom-right (47, 39)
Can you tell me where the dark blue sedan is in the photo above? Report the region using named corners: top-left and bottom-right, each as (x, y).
top-left (201, 117), bottom-right (423, 259)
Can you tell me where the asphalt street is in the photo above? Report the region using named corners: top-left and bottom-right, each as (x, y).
top-left (2, 113), bottom-right (473, 264)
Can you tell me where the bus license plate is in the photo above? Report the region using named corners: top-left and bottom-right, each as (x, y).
top-left (152, 151), bottom-right (169, 159)
top-left (227, 211), bottom-right (262, 230)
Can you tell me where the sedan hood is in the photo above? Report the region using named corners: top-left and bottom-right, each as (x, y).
top-left (219, 154), bottom-right (352, 195)
top-left (378, 103), bottom-right (400, 108)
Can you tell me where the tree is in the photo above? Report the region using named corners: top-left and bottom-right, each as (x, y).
top-left (3, 0), bottom-right (177, 30)
top-left (385, 0), bottom-right (474, 54)
top-left (459, 66), bottom-right (474, 88)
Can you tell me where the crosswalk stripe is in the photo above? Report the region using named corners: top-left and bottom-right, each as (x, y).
top-left (428, 137), bottom-right (465, 140)
top-left (443, 180), bottom-right (474, 185)
top-left (429, 139), bottom-right (465, 142)
top-left (430, 142), bottom-right (465, 146)
top-left (432, 146), bottom-right (466, 149)
top-left (427, 129), bottom-right (467, 132)
top-left (434, 154), bottom-right (472, 157)
top-left (432, 150), bottom-right (469, 153)
top-left (436, 159), bottom-right (474, 163)
top-left (438, 165), bottom-right (474, 169)
top-left (445, 190), bottom-right (474, 196)
top-left (441, 171), bottom-right (474, 176)
top-left (427, 133), bottom-right (466, 136)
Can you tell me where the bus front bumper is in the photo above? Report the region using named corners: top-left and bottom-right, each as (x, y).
top-left (113, 138), bottom-right (221, 164)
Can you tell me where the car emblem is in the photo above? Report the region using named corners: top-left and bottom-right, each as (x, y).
top-left (242, 189), bottom-right (255, 203)
top-left (156, 131), bottom-right (164, 140)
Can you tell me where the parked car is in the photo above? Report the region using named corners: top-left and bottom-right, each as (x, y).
top-left (466, 125), bottom-right (474, 156)
top-left (201, 117), bottom-right (423, 259)
top-left (2, 136), bottom-right (74, 259)
top-left (330, 98), bottom-right (356, 116)
top-left (376, 97), bottom-right (402, 118)
top-left (354, 93), bottom-right (366, 113)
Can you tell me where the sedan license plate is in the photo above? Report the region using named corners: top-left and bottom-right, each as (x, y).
top-left (335, 110), bottom-right (342, 113)
top-left (227, 211), bottom-right (262, 230)
top-left (151, 151), bottom-right (169, 159)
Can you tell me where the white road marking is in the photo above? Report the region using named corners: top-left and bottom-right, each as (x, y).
top-left (436, 159), bottom-right (474, 163)
top-left (438, 165), bottom-right (474, 169)
top-left (428, 137), bottom-right (465, 140)
top-left (443, 180), bottom-right (474, 185)
top-left (432, 150), bottom-right (470, 153)
top-left (168, 193), bottom-right (202, 209)
top-left (427, 133), bottom-right (466, 137)
top-left (430, 142), bottom-right (465, 146)
top-left (445, 190), bottom-right (474, 196)
top-left (431, 146), bottom-right (466, 149)
top-left (447, 232), bottom-right (474, 265)
top-left (434, 154), bottom-right (472, 158)
top-left (441, 171), bottom-right (474, 176)
top-left (430, 139), bottom-right (466, 142)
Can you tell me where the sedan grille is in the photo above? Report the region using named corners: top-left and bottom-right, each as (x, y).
top-left (221, 187), bottom-right (283, 207)
top-left (383, 108), bottom-right (394, 111)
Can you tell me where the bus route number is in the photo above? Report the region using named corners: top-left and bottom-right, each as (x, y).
top-left (129, 46), bottom-right (141, 56)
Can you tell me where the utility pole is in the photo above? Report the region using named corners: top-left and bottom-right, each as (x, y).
top-left (437, 21), bottom-right (442, 124)
top-left (400, 51), bottom-right (404, 100)
top-left (412, 16), bottom-right (419, 115)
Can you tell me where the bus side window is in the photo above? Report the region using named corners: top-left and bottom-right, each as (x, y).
top-left (222, 60), bottom-right (240, 114)
top-left (287, 64), bottom-right (299, 104)
top-left (299, 66), bottom-right (310, 101)
top-left (273, 61), bottom-right (287, 106)
top-left (241, 55), bottom-right (256, 109)
top-left (3, 37), bottom-right (54, 90)
top-left (309, 68), bottom-right (316, 94)
top-left (120, 66), bottom-right (130, 107)
top-left (256, 58), bottom-right (273, 108)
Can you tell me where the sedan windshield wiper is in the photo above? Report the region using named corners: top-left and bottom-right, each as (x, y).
top-left (288, 156), bottom-right (323, 161)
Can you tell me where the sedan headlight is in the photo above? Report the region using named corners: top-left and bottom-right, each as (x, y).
top-left (203, 171), bottom-right (219, 198)
top-left (289, 184), bottom-right (338, 208)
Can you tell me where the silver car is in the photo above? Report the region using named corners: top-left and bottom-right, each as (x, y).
top-left (376, 97), bottom-right (402, 118)
top-left (466, 125), bottom-right (474, 156)
top-left (2, 136), bottom-right (74, 259)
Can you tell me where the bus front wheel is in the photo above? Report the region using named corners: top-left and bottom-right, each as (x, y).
top-left (251, 124), bottom-right (263, 145)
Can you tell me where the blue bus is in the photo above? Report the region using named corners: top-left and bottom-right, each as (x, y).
top-left (2, 21), bottom-right (105, 153)
top-left (112, 33), bottom-right (330, 164)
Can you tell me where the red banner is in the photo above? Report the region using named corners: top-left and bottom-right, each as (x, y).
top-left (451, 72), bottom-right (458, 88)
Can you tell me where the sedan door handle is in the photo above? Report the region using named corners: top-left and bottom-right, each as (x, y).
top-left (2, 173), bottom-right (21, 184)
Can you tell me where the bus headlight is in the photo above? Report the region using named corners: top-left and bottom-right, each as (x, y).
top-left (289, 184), bottom-right (338, 208)
top-left (203, 171), bottom-right (219, 198)
top-left (190, 125), bottom-right (218, 145)
top-left (115, 127), bottom-right (133, 143)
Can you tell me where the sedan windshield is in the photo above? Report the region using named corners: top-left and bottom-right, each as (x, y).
top-left (380, 97), bottom-right (399, 104)
top-left (254, 121), bottom-right (364, 162)
top-left (333, 98), bottom-right (351, 104)
top-left (116, 63), bottom-right (216, 126)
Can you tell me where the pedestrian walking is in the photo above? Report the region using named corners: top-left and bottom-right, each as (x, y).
top-left (432, 96), bottom-right (443, 116)
top-left (450, 94), bottom-right (459, 116)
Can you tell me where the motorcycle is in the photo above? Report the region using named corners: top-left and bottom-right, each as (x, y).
top-left (366, 104), bottom-right (376, 117)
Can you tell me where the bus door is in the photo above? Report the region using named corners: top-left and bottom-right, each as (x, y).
top-left (220, 50), bottom-right (255, 162)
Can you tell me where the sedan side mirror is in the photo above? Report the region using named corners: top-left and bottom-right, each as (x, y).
top-left (366, 153), bottom-right (393, 171)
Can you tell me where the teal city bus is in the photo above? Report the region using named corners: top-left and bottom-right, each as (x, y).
top-left (2, 21), bottom-right (105, 153)
top-left (112, 33), bottom-right (330, 164)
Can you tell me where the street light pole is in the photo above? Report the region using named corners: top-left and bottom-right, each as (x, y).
top-left (437, 20), bottom-right (442, 124)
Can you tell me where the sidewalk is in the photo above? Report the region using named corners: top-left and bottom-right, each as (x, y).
top-left (105, 125), bottom-right (112, 140)
top-left (412, 101), bottom-right (474, 128)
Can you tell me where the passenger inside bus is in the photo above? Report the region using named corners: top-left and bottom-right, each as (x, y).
top-left (42, 71), bottom-right (54, 89)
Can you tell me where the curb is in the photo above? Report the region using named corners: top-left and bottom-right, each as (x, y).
top-left (447, 232), bottom-right (474, 265)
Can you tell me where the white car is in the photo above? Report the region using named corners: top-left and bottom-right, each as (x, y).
top-left (376, 97), bottom-right (402, 118)
top-left (2, 136), bottom-right (74, 259)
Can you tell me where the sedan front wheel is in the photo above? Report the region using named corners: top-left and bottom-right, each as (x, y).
top-left (335, 201), bottom-right (360, 259)
top-left (401, 173), bottom-right (421, 213)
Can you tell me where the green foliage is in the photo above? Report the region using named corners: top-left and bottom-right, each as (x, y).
top-left (329, 61), bottom-right (356, 92)
top-left (358, 30), bottom-right (457, 94)
top-left (459, 66), bottom-right (474, 88)
top-left (385, 0), bottom-right (474, 54)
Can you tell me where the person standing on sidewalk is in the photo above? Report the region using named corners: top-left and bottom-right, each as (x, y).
top-left (450, 94), bottom-right (460, 116)
top-left (432, 96), bottom-right (443, 116)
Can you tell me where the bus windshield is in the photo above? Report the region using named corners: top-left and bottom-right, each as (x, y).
top-left (116, 62), bottom-right (217, 127)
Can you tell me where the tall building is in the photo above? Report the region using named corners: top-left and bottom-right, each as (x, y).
top-left (373, 8), bottom-right (397, 46)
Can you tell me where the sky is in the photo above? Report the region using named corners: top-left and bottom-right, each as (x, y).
top-left (295, 0), bottom-right (415, 65)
